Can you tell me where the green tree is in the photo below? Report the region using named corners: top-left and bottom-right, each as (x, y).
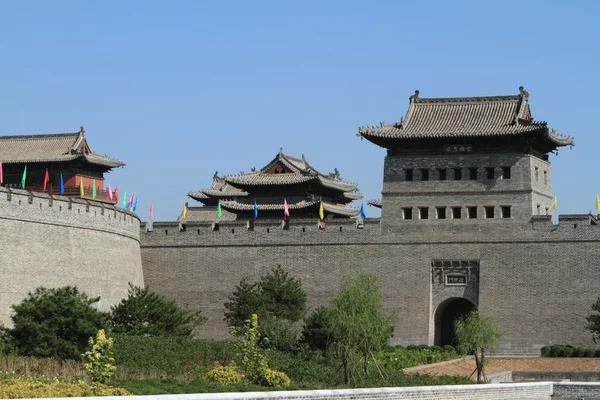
top-left (109, 284), bottom-right (206, 337)
top-left (454, 310), bottom-right (500, 383)
top-left (586, 297), bottom-right (600, 343)
top-left (8, 286), bottom-right (107, 360)
top-left (329, 272), bottom-right (392, 384)
top-left (82, 329), bottom-right (116, 383)
top-left (224, 266), bottom-right (307, 329)
top-left (301, 306), bottom-right (335, 353)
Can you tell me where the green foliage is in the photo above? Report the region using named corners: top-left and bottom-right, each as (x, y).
top-left (329, 272), bottom-right (393, 384)
top-left (206, 365), bottom-right (243, 385)
top-left (258, 315), bottom-right (303, 354)
top-left (0, 375), bottom-right (131, 398)
top-left (541, 344), bottom-right (599, 357)
top-left (109, 284), bottom-right (206, 337)
top-left (586, 297), bottom-right (600, 343)
top-left (263, 368), bottom-right (291, 388)
top-left (455, 310), bottom-right (500, 383)
top-left (301, 306), bottom-right (334, 353)
top-left (375, 347), bottom-right (459, 370)
top-left (82, 329), bottom-right (116, 383)
top-left (224, 266), bottom-right (307, 329)
top-left (236, 314), bottom-right (269, 384)
top-left (8, 286), bottom-right (107, 360)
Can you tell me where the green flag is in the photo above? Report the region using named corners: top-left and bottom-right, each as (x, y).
top-left (21, 165), bottom-right (27, 188)
top-left (216, 200), bottom-right (222, 218)
top-left (122, 191), bottom-right (127, 207)
top-left (92, 179), bottom-right (97, 199)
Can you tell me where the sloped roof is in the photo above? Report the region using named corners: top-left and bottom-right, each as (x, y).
top-left (358, 87), bottom-right (574, 148)
top-left (219, 199), bottom-right (360, 217)
top-left (0, 128), bottom-right (125, 168)
top-left (368, 199), bottom-right (382, 209)
top-left (188, 174), bottom-right (249, 201)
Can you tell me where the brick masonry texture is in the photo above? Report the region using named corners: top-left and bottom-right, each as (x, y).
top-left (141, 150), bottom-right (600, 355)
top-left (0, 187), bottom-right (144, 326)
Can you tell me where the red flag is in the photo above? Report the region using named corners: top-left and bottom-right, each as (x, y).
top-left (113, 187), bottom-right (119, 204)
top-left (43, 169), bottom-right (49, 192)
top-left (150, 204), bottom-right (154, 221)
top-left (284, 198), bottom-right (290, 217)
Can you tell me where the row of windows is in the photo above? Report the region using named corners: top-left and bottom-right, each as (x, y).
top-left (401, 205), bottom-right (512, 220)
top-left (404, 167), bottom-right (511, 182)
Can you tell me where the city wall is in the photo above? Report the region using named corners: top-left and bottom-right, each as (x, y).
top-left (141, 214), bottom-right (600, 354)
top-left (0, 187), bottom-right (144, 325)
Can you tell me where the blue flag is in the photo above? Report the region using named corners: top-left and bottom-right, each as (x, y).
top-left (253, 200), bottom-right (258, 219)
top-left (360, 203), bottom-right (366, 220)
top-left (133, 196), bottom-right (138, 212)
top-left (59, 172), bottom-right (64, 194)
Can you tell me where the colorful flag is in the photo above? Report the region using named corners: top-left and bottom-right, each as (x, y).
top-left (122, 191), bottom-right (127, 207)
top-left (319, 201), bottom-right (324, 220)
top-left (59, 172), bottom-right (64, 194)
top-left (43, 169), bottom-right (49, 192)
top-left (254, 200), bottom-right (259, 219)
top-left (0, 162), bottom-right (3, 185)
top-left (150, 204), bottom-right (154, 221)
top-left (21, 165), bottom-right (27, 188)
top-left (596, 194), bottom-right (600, 211)
top-left (216, 200), bottom-right (222, 218)
top-left (283, 199), bottom-right (290, 217)
top-left (133, 195), bottom-right (138, 212)
top-left (107, 183), bottom-right (113, 201)
top-left (182, 202), bottom-right (187, 218)
top-left (550, 195), bottom-right (557, 211)
top-left (79, 176), bottom-right (84, 197)
top-left (128, 192), bottom-right (135, 211)
top-left (92, 179), bottom-right (97, 199)
top-left (114, 187), bottom-right (119, 204)
top-left (360, 203), bottom-right (366, 220)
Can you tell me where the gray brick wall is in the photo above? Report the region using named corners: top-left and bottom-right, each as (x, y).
top-left (0, 187), bottom-right (144, 326)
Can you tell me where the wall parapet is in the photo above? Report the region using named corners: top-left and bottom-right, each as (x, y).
top-left (0, 187), bottom-right (140, 241)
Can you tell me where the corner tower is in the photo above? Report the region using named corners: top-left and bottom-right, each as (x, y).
top-left (358, 87), bottom-right (574, 231)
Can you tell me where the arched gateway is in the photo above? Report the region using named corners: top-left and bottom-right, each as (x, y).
top-left (434, 297), bottom-right (476, 346)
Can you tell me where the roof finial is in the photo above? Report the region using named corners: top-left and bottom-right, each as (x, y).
top-left (519, 86), bottom-right (529, 100)
top-left (409, 90), bottom-right (420, 104)
top-left (302, 154), bottom-right (306, 162)
top-left (213, 171), bottom-right (219, 180)
top-left (279, 147), bottom-right (283, 154)
top-left (79, 126), bottom-right (85, 136)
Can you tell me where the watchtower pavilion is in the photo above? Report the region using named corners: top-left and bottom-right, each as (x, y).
top-left (358, 87), bottom-right (574, 231)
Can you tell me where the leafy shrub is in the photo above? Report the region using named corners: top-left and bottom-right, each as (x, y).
top-left (541, 345), bottom-right (551, 357)
top-left (573, 347), bottom-right (586, 357)
top-left (236, 314), bottom-right (269, 385)
top-left (8, 286), bottom-right (107, 360)
top-left (442, 345), bottom-right (456, 353)
top-left (109, 284), bottom-right (206, 337)
top-left (429, 345), bottom-right (443, 353)
top-left (301, 306), bottom-right (334, 353)
top-left (0, 375), bottom-right (131, 398)
top-left (541, 344), bottom-right (599, 357)
top-left (81, 329), bottom-right (116, 383)
top-left (585, 348), bottom-right (596, 357)
top-left (258, 316), bottom-right (303, 353)
top-left (263, 369), bottom-right (291, 388)
top-left (376, 347), bottom-right (460, 370)
top-left (206, 365), bottom-right (243, 385)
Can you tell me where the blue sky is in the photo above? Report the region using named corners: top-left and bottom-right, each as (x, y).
top-left (1, 1), bottom-right (598, 221)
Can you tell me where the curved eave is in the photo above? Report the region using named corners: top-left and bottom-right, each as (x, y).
top-left (224, 174), bottom-right (316, 187)
top-left (368, 199), bottom-right (382, 209)
top-left (317, 176), bottom-right (358, 192)
top-left (547, 130), bottom-right (575, 147)
top-left (343, 191), bottom-right (363, 201)
top-left (220, 199), bottom-right (319, 211)
top-left (0, 153), bottom-right (125, 168)
top-left (322, 202), bottom-right (360, 217)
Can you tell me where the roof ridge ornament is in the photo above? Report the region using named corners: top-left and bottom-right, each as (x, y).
top-left (409, 90), bottom-right (420, 104)
top-left (79, 126), bottom-right (85, 137)
top-left (519, 86), bottom-right (529, 101)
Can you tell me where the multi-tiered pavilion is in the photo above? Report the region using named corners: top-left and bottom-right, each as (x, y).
top-left (186, 150), bottom-right (362, 221)
top-left (0, 127), bottom-right (124, 203)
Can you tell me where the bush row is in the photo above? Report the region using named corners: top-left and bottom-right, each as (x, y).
top-left (541, 345), bottom-right (599, 357)
top-left (376, 346), bottom-right (460, 371)
top-left (404, 344), bottom-right (458, 353)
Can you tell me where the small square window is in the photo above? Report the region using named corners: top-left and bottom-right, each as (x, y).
top-left (535, 167), bottom-right (539, 181)
top-left (452, 207), bottom-right (461, 219)
top-left (543, 170), bottom-right (547, 184)
top-left (486, 168), bottom-right (495, 179)
top-left (438, 169), bottom-right (447, 181)
top-left (421, 169), bottom-right (429, 181)
top-left (405, 169), bottom-right (413, 181)
top-left (469, 168), bottom-right (478, 180)
top-left (545, 207), bottom-right (549, 215)
top-left (419, 207), bottom-right (429, 220)
top-left (467, 206), bottom-right (477, 219)
top-left (502, 167), bottom-right (511, 179)
top-left (501, 206), bottom-right (511, 218)
top-left (536, 204), bottom-right (541, 214)
top-left (436, 207), bottom-right (446, 219)
top-left (484, 206), bottom-right (495, 218)
top-left (402, 208), bottom-right (413, 220)
top-left (454, 168), bottom-right (462, 180)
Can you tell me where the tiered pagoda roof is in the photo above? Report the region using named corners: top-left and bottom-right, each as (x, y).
top-left (0, 127), bottom-right (125, 170)
top-left (358, 87), bottom-right (574, 152)
top-left (186, 150), bottom-right (362, 220)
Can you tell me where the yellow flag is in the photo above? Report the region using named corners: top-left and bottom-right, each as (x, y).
top-left (319, 201), bottom-right (324, 220)
top-left (550, 195), bottom-right (557, 210)
top-left (79, 177), bottom-right (84, 197)
top-left (596, 194), bottom-right (600, 211)
top-left (182, 203), bottom-right (187, 219)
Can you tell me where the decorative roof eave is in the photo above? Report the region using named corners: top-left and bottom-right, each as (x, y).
top-left (0, 153), bottom-right (125, 168)
top-left (224, 173), bottom-right (315, 187)
top-left (219, 199), bottom-right (320, 211)
top-left (368, 199), bottom-right (382, 209)
top-left (317, 176), bottom-right (358, 192)
top-left (83, 154), bottom-right (126, 168)
top-left (187, 191), bottom-right (210, 200)
top-left (322, 202), bottom-right (360, 217)
top-left (343, 191), bottom-right (363, 200)
top-left (547, 128), bottom-right (575, 147)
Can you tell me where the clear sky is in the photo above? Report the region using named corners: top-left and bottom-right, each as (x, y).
top-left (1, 1), bottom-right (598, 221)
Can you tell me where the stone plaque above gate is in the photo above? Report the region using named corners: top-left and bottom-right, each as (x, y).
top-left (432, 260), bottom-right (479, 286)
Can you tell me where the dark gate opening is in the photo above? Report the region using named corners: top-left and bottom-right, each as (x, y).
top-left (434, 298), bottom-right (476, 346)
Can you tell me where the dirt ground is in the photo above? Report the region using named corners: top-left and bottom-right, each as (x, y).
top-left (407, 358), bottom-right (600, 377)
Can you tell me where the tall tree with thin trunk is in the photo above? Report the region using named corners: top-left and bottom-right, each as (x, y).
top-left (329, 272), bottom-right (392, 385)
top-left (454, 310), bottom-right (500, 383)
